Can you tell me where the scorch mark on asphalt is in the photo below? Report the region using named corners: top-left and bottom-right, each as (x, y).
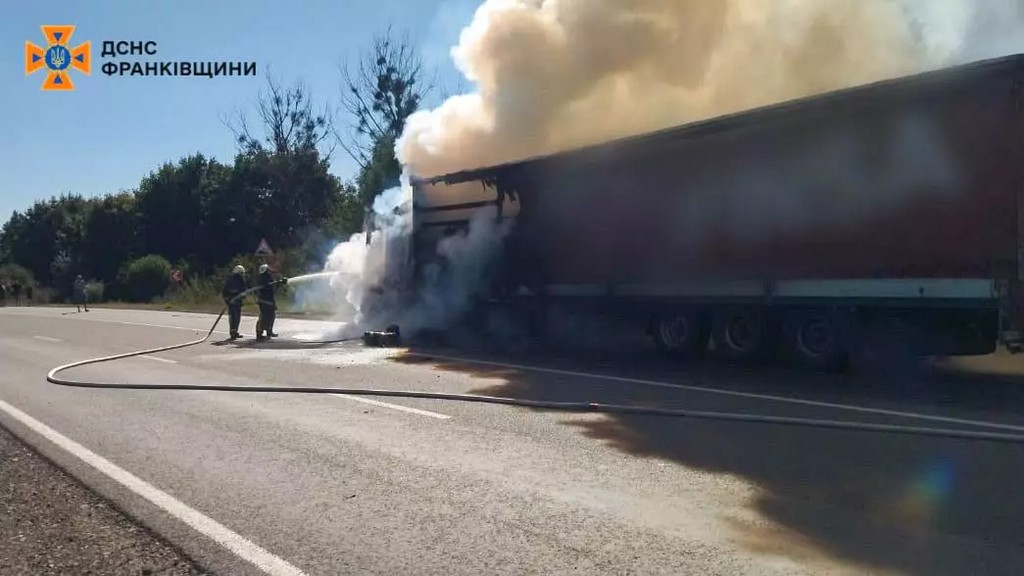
top-left (0, 399), bottom-right (308, 576)
top-left (410, 352), bottom-right (1024, 433)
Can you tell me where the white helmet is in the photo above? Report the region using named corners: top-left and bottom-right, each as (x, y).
top-left (258, 264), bottom-right (269, 274)
top-left (232, 265), bottom-right (245, 275)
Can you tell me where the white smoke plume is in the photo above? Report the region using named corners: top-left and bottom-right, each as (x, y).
top-left (304, 184), bottom-right (412, 339)
top-left (390, 207), bottom-right (512, 334)
top-left (307, 178), bottom-right (511, 339)
top-left (310, 0), bottom-right (1024, 340)
top-left (399, 0), bottom-right (1024, 178)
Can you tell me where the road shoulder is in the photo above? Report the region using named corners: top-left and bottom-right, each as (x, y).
top-left (0, 423), bottom-right (210, 576)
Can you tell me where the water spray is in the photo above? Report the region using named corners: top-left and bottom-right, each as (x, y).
top-left (283, 271), bottom-right (340, 285)
top-left (279, 271), bottom-right (403, 345)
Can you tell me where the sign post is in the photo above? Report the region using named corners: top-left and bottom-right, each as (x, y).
top-left (254, 238), bottom-right (277, 271)
top-left (254, 238), bottom-right (274, 256)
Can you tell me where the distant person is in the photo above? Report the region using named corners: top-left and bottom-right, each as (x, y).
top-left (255, 264), bottom-right (287, 342)
top-left (25, 285), bottom-right (32, 305)
top-left (11, 281), bottom-right (21, 306)
top-left (72, 275), bottom-right (89, 312)
top-left (0, 282), bottom-right (6, 307)
top-left (221, 265), bottom-right (248, 340)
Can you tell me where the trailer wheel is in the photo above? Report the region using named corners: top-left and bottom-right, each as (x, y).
top-left (652, 311), bottom-right (709, 358)
top-left (712, 308), bottom-right (769, 362)
top-left (784, 310), bottom-right (849, 372)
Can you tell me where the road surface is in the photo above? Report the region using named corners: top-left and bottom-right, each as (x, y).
top-left (2, 306), bottom-right (1023, 575)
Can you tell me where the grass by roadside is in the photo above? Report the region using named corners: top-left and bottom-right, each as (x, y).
top-left (0, 425), bottom-right (210, 576)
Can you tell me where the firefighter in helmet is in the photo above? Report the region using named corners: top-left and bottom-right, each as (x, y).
top-left (255, 263), bottom-right (288, 341)
top-left (222, 265), bottom-right (248, 339)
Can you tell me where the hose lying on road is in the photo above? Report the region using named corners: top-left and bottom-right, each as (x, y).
top-left (46, 286), bottom-right (1024, 445)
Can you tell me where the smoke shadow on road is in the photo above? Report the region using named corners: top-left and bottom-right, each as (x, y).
top-left (393, 344), bottom-right (1024, 576)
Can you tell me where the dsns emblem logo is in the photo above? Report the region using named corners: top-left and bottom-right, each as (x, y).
top-left (25, 25), bottom-right (91, 91)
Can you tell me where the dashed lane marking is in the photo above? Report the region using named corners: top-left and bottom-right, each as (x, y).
top-left (333, 394), bottom-right (451, 419)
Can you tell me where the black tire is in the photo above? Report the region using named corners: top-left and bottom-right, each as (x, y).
top-left (712, 308), bottom-right (771, 362)
top-left (651, 310), bottom-right (709, 358)
top-left (784, 309), bottom-right (849, 372)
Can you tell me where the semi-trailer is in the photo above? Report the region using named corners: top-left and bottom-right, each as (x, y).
top-left (406, 54), bottom-right (1024, 370)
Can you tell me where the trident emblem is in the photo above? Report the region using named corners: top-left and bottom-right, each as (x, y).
top-left (50, 47), bottom-right (67, 69)
top-left (25, 25), bottom-right (91, 91)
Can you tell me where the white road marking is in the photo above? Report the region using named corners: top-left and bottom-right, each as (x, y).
top-left (411, 353), bottom-right (1024, 433)
top-left (5, 310), bottom-right (229, 335)
top-left (90, 318), bottom-right (230, 335)
top-left (333, 394), bottom-right (451, 420)
top-left (0, 399), bottom-right (307, 576)
top-left (141, 355), bottom-right (178, 364)
top-left (33, 335), bottom-right (61, 343)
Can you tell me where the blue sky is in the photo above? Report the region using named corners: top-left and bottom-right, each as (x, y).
top-left (1, 0), bottom-right (479, 219)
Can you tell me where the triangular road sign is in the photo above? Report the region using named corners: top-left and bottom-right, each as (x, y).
top-left (254, 238), bottom-right (274, 256)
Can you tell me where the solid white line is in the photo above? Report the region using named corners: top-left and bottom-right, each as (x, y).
top-left (333, 394), bottom-right (451, 420)
top-left (411, 353), bottom-right (1024, 433)
top-left (14, 312), bottom-right (228, 335)
top-left (0, 399), bottom-right (308, 576)
top-left (141, 355), bottom-right (178, 364)
top-left (93, 318), bottom-right (230, 335)
top-left (2, 310), bottom-right (228, 335)
top-left (33, 335), bottom-right (61, 342)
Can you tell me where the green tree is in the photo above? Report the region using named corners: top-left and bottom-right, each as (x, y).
top-left (355, 138), bottom-right (403, 208)
top-left (0, 211), bottom-right (25, 264)
top-left (226, 75), bottom-right (345, 252)
top-left (338, 26), bottom-right (430, 171)
top-left (289, 182), bottom-right (365, 265)
top-left (118, 254), bottom-right (172, 302)
top-left (0, 194), bottom-right (91, 287)
top-left (338, 26), bottom-right (432, 237)
top-left (136, 154), bottom-right (229, 272)
top-left (324, 182), bottom-right (365, 239)
top-left (0, 263), bottom-right (34, 287)
top-left (82, 191), bottom-right (140, 286)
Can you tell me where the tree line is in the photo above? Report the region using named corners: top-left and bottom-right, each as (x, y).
top-left (0, 29), bottom-right (429, 303)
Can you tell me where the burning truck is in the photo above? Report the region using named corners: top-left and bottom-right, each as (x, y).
top-left (382, 54), bottom-right (1024, 370)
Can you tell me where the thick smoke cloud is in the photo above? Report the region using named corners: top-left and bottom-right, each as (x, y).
top-left (399, 0), bottom-right (1024, 179)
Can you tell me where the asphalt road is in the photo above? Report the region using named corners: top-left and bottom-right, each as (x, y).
top-left (2, 306), bottom-right (1024, 575)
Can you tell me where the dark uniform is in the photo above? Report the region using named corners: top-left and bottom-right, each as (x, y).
top-left (72, 276), bottom-right (88, 312)
top-left (255, 268), bottom-right (281, 341)
top-left (222, 269), bottom-right (248, 339)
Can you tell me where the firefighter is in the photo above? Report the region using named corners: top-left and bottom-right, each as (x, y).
top-left (222, 265), bottom-right (248, 339)
top-left (255, 264), bottom-right (287, 341)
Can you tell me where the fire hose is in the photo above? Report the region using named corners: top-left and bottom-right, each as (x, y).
top-left (46, 282), bottom-right (1024, 445)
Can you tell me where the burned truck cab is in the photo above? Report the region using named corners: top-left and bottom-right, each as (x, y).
top-left (409, 165), bottom-right (539, 301)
